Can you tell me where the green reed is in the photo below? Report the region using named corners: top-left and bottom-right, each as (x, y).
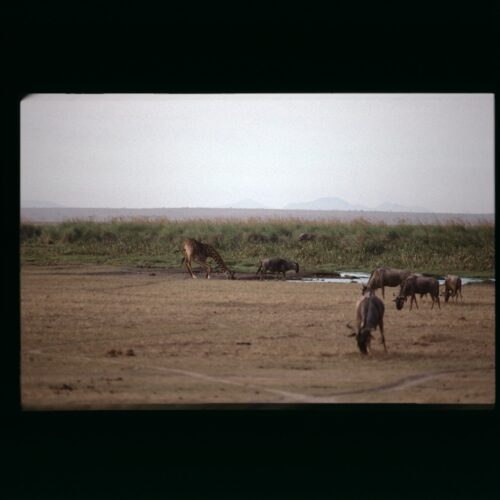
top-left (20, 218), bottom-right (495, 276)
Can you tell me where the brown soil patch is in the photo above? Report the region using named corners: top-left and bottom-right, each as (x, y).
top-left (21, 264), bottom-right (495, 408)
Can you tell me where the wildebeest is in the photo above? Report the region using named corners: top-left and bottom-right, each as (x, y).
top-left (347, 291), bottom-right (386, 354)
top-left (256, 258), bottom-right (299, 280)
top-left (444, 275), bottom-right (463, 303)
top-left (361, 267), bottom-right (412, 298)
top-left (298, 233), bottom-right (316, 241)
top-left (395, 275), bottom-right (440, 311)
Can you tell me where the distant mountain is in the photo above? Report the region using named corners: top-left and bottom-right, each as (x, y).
top-left (283, 197), bottom-right (366, 211)
top-left (375, 202), bottom-right (429, 213)
top-left (21, 200), bottom-right (65, 208)
top-left (283, 197), bottom-right (430, 213)
top-left (222, 198), bottom-right (269, 209)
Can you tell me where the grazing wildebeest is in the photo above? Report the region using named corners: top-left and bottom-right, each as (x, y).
top-left (444, 275), bottom-right (463, 303)
top-left (361, 267), bottom-right (412, 299)
top-left (181, 238), bottom-right (235, 279)
top-left (298, 233), bottom-right (316, 241)
top-left (395, 275), bottom-right (440, 311)
top-left (256, 258), bottom-right (299, 280)
top-left (347, 291), bottom-right (386, 354)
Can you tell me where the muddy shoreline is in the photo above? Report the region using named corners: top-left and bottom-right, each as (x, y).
top-left (41, 264), bottom-right (496, 283)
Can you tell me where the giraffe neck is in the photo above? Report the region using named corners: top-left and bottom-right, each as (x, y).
top-left (205, 244), bottom-right (231, 273)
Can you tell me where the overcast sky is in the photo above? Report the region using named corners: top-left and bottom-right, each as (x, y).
top-left (21, 93), bottom-right (494, 213)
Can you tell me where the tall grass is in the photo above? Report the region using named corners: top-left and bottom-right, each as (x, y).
top-left (20, 218), bottom-right (495, 275)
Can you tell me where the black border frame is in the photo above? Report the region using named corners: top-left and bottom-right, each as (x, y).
top-left (4, 16), bottom-right (498, 498)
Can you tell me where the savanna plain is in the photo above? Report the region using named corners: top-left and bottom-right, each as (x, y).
top-left (20, 218), bottom-right (495, 407)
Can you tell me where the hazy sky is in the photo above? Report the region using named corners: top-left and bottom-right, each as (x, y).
top-left (21, 93), bottom-right (494, 213)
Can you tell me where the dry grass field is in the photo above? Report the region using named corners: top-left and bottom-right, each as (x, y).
top-left (21, 264), bottom-right (495, 409)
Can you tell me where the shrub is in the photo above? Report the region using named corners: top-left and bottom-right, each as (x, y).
top-left (19, 218), bottom-right (495, 274)
top-left (20, 223), bottom-right (41, 242)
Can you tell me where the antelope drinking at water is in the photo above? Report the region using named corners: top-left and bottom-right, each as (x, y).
top-left (256, 257), bottom-right (299, 280)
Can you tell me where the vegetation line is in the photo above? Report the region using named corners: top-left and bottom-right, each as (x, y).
top-left (20, 218), bottom-right (495, 276)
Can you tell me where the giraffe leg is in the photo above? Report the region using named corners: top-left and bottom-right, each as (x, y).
top-left (185, 259), bottom-right (196, 279)
top-left (195, 259), bottom-right (212, 279)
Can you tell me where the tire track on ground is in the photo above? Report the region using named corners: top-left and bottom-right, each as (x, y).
top-left (26, 350), bottom-right (494, 404)
top-left (85, 280), bottom-right (166, 292)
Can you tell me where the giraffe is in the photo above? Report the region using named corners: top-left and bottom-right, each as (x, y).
top-left (181, 238), bottom-right (235, 279)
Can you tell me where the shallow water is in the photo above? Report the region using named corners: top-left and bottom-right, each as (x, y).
top-left (288, 272), bottom-right (494, 285)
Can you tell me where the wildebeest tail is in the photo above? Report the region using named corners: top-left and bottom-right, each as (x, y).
top-left (365, 268), bottom-right (376, 288)
top-left (256, 261), bottom-right (262, 274)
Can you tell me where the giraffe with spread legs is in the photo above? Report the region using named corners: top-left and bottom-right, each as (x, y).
top-left (181, 238), bottom-right (235, 279)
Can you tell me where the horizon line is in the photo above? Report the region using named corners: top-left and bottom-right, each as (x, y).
top-left (20, 205), bottom-right (495, 216)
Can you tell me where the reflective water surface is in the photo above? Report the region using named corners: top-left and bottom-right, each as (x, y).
top-left (288, 272), bottom-right (494, 285)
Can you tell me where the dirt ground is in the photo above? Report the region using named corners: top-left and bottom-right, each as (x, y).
top-left (20, 264), bottom-right (495, 408)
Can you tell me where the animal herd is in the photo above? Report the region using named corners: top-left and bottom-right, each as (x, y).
top-left (181, 238), bottom-right (299, 281)
top-left (353, 267), bottom-right (463, 354)
top-left (181, 238), bottom-right (464, 355)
